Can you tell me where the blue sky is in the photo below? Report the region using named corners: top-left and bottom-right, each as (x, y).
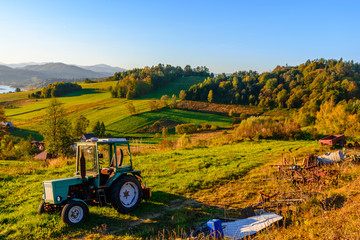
top-left (0, 0), bottom-right (359, 73)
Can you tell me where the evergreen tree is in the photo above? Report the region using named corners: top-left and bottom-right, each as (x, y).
top-left (99, 122), bottom-right (106, 138)
top-left (72, 115), bottom-right (90, 139)
top-left (92, 121), bottom-right (101, 137)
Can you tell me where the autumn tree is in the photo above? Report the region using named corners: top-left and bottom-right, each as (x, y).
top-left (126, 102), bottom-right (137, 115)
top-left (208, 90), bottom-right (213, 103)
top-left (0, 105), bottom-right (8, 136)
top-left (179, 90), bottom-right (186, 100)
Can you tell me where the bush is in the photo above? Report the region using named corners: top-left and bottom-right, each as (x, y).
top-left (159, 139), bottom-right (173, 150)
top-left (175, 123), bottom-right (197, 134)
top-left (162, 127), bottom-right (169, 137)
top-left (176, 134), bottom-right (191, 149)
top-left (235, 116), bottom-right (301, 140)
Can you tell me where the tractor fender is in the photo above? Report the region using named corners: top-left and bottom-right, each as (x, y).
top-left (108, 171), bottom-right (142, 187)
top-left (68, 198), bottom-right (88, 207)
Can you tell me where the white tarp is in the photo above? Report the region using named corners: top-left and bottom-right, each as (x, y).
top-left (222, 212), bottom-right (283, 239)
top-left (316, 150), bottom-right (344, 164)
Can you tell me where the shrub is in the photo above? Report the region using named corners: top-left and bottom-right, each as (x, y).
top-left (175, 123), bottom-right (197, 134)
top-left (235, 116), bottom-right (301, 140)
top-left (162, 127), bottom-right (169, 137)
top-left (159, 139), bottom-right (174, 150)
top-left (176, 134), bottom-right (191, 149)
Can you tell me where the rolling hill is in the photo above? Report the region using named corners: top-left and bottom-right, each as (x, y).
top-left (2, 78), bottom-right (232, 141)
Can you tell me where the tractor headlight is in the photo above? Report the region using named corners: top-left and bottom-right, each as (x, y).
top-left (56, 196), bottom-right (62, 202)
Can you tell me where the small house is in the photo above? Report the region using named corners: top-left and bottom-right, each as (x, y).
top-left (31, 140), bottom-right (45, 151)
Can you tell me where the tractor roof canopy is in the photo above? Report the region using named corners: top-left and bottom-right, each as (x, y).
top-left (77, 138), bottom-right (129, 146)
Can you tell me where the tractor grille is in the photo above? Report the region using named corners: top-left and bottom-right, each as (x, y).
top-left (44, 182), bottom-right (54, 201)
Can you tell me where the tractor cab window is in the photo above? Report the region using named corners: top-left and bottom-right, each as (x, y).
top-left (115, 145), bottom-right (131, 167)
top-left (77, 145), bottom-right (98, 176)
top-left (97, 144), bottom-right (111, 168)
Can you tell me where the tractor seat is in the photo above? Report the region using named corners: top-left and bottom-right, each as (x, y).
top-left (101, 167), bottom-right (114, 175)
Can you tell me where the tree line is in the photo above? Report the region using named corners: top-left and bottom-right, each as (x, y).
top-left (28, 82), bottom-right (82, 99)
top-left (108, 64), bottom-right (209, 99)
top-left (185, 59), bottom-right (360, 110)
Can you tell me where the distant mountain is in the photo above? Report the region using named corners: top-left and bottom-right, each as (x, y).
top-left (0, 65), bottom-right (45, 87)
top-left (21, 63), bottom-right (107, 79)
top-left (6, 62), bottom-right (47, 68)
top-left (0, 62), bottom-right (125, 88)
top-left (80, 64), bottom-right (126, 76)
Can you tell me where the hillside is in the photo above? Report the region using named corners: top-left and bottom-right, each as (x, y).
top-left (186, 59), bottom-right (360, 109)
top-left (1, 81), bottom-right (232, 141)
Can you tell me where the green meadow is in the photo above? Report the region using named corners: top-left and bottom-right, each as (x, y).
top-left (0, 140), bottom-right (320, 239)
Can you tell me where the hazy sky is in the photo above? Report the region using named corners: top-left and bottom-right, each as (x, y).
top-left (0, 0), bottom-right (359, 73)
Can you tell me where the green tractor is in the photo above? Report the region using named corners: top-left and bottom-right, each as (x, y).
top-left (38, 138), bottom-right (151, 225)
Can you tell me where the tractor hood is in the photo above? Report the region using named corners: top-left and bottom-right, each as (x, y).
top-left (43, 176), bottom-right (83, 204)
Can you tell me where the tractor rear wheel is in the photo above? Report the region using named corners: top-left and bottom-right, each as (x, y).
top-left (110, 175), bottom-right (142, 213)
top-left (61, 201), bottom-right (88, 225)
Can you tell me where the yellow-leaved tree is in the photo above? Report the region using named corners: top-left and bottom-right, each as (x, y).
top-left (316, 100), bottom-right (360, 136)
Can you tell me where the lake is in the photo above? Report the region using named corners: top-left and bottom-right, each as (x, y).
top-left (0, 85), bottom-right (16, 94)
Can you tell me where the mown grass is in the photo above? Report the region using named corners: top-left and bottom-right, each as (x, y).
top-left (0, 140), bottom-right (321, 239)
top-left (107, 108), bottom-right (232, 136)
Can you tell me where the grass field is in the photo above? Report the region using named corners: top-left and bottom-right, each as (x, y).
top-left (2, 77), bottom-right (230, 141)
top-left (140, 76), bottom-right (206, 99)
top-left (0, 140), bottom-right (323, 239)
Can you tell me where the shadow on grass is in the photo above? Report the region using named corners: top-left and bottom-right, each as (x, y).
top-left (10, 128), bottom-right (43, 141)
top-left (61, 89), bottom-right (101, 98)
top-left (58, 191), bottom-right (230, 238)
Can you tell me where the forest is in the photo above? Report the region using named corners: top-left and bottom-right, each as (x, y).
top-left (185, 59), bottom-right (360, 127)
top-left (28, 82), bottom-right (82, 99)
top-left (108, 64), bottom-right (209, 99)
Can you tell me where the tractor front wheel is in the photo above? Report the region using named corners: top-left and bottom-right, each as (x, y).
top-left (61, 201), bottom-right (88, 225)
top-left (110, 175), bottom-right (142, 213)
top-left (38, 201), bottom-right (46, 215)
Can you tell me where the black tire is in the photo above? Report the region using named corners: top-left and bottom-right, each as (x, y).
top-left (38, 201), bottom-right (46, 215)
top-left (110, 175), bottom-right (142, 213)
top-left (61, 201), bottom-right (88, 225)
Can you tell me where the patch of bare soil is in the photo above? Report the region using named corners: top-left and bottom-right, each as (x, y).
top-left (136, 118), bottom-right (182, 133)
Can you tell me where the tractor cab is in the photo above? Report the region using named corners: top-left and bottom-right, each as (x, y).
top-left (38, 138), bottom-right (150, 225)
top-left (76, 138), bottom-right (133, 187)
